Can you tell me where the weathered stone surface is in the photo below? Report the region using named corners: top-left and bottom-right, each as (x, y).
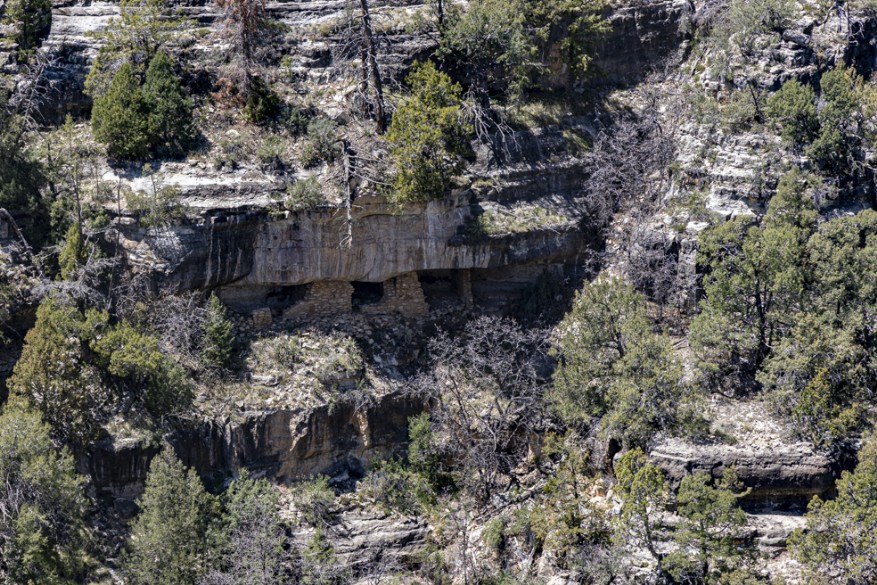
top-left (85, 435), bottom-right (161, 500)
top-left (327, 506), bottom-right (429, 572)
top-left (31, 0), bottom-right (693, 122)
top-left (361, 272), bottom-right (429, 318)
top-left (251, 306), bottom-right (273, 327)
top-left (650, 437), bottom-right (836, 506)
top-left (595, 0), bottom-right (692, 86)
top-left (89, 390), bottom-right (423, 496)
top-left (115, 192), bottom-right (590, 296)
top-left (282, 280), bottom-right (353, 319)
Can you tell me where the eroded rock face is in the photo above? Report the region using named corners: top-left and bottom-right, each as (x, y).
top-left (89, 390), bottom-right (423, 497)
top-left (650, 438), bottom-right (836, 507)
top-left (31, 0), bottom-right (693, 122)
top-left (325, 506), bottom-right (429, 573)
top-left (595, 0), bottom-right (692, 86)
top-left (114, 192), bottom-right (589, 297)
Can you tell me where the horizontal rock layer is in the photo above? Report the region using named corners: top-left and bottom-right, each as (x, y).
top-left (88, 390), bottom-right (423, 497)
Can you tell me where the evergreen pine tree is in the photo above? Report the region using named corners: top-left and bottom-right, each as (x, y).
top-left (3, 0), bottom-right (52, 55)
top-left (143, 49), bottom-right (195, 157)
top-left (386, 60), bottom-right (470, 205)
top-left (8, 298), bottom-right (110, 444)
top-left (91, 62), bottom-right (150, 160)
top-left (123, 445), bottom-right (216, 585)
top-left (0, 404), bottom-right (88, 585)
top-left (201, 294), bottom-right (234, 368)
top-left (57, 222), bottom-right (86, 280)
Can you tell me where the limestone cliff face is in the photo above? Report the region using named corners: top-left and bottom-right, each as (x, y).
top-left (28, 0), bottom-right (692, 122)
top-left (595, 0), bottom-right (691, 85)
top-left (115, 192), bottom-right (588, 295)
top-left (649, 438), bottom-right (838, 507)
top-left (89, 390), bottom-right (423, 497)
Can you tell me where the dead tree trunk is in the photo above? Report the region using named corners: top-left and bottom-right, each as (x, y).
top-left (341, 140), bottom-right (354, 249)
top-left (359, 0), bottom-right (386, 133)
top-left (0, 208), bottom-right (38, 274)
top-left (434, 0), bottom-right (444, 29)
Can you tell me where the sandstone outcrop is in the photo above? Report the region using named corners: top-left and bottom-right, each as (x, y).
top-left (88, 390), bottom-right (423, 498)
top-left (650, 437), bottom-right (836, 507)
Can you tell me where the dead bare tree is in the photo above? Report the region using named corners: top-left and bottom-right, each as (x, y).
top-left (333, 0), bottom-right (389, 133)
top-left (406, 316), bottom-right (551, 502)
top-left (358, 0), bottom-right (386, 133)
top-left (214, 0), bottom-right (278, 100)
top-left (7, 50), bottom-right (59, 129)
top-left (581, 102), bottom-right (680, 307)
top-left (37, 250), bottom-right (117, 308)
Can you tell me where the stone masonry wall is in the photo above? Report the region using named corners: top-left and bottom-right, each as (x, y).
top-left (363, 272), bottom-right (429, 318)
top-left (282, 281), bottom-right (354, 319)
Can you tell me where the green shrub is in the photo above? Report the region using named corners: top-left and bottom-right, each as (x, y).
top-left (57, 223), bottom-right (87, 280)
top-left (8, 298), bottom-right (111, 444)
top-left (214, 131), bottom-right (245, 170)
top-left (766, 64), bottom-right (874, 173)
top-left (243, 76), bottom-right (281, 123)
top-left (765, 79), bottom-right (818, 145)
top-left (299, 118), bottom-right (338, 168)
top-left (285, 175), bottom-right (325, 211)
top-left (481, 516), bottom-right (508, 553)
top-left (254, 135), bottom-right (287, 170)
top-left (360, 459), bottom-right (435, 515)
top-left (714, 0), bottom-right (796, 55)
top-left (0, 95), bottom-right (47, 246)
top-left (91, 62), bottom-right (151, 160)
top-left (285, 106), bottom-right (311, 136)
top-left (92, 320), bottom-right (192, 415)
top-left (274, 334), bottom-right (304, 369)
top-left (386, 61), bottom-right (470, 205)
top-left (125, 166), bottom-right (187, 227)
top-left (290, 476), bottom-right (335, 527)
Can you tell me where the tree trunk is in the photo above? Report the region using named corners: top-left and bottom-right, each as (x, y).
top-left (359, 0), bottom-right (386, 133)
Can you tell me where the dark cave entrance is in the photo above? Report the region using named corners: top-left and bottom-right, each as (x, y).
top-left (266, 285), bottom-right (309, 315)
top-left (418, 270), bottom-right (460, 310)
top-left (351, 281), bottom-right (384, 311)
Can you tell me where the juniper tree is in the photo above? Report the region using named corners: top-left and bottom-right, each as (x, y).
top-left (386, 61), bottom-right (469, 205)
top-left (614, 448), bottom-right (670, 579)
top-left (143, 49), bottom-right (195, 157)
top-left (3, 0), bottom-right (52, 56)
top-left (7, 298), bottom-right (111, 444)
top-left (0, 404), bottom-right (88, 585)
top-left (665, 470), bottom-right (754, 584)
top-left (201, 294), bottom-right (234, 368)
top-left (91, 62), bottom-right (151, 159)
top-left (790, 435), bottom-right (877, 584)
top-left (550, 278), bottom-right (697, 447)
top-left (123, 446), bottom-right (216, 585)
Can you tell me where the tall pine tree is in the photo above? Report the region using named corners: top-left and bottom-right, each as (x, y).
top-left (143, 49), bottom-right (195, 157)
top-left (123, 445), bottom-right (216, 585)
top-left (91, 62), bottom-right (151, 160)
